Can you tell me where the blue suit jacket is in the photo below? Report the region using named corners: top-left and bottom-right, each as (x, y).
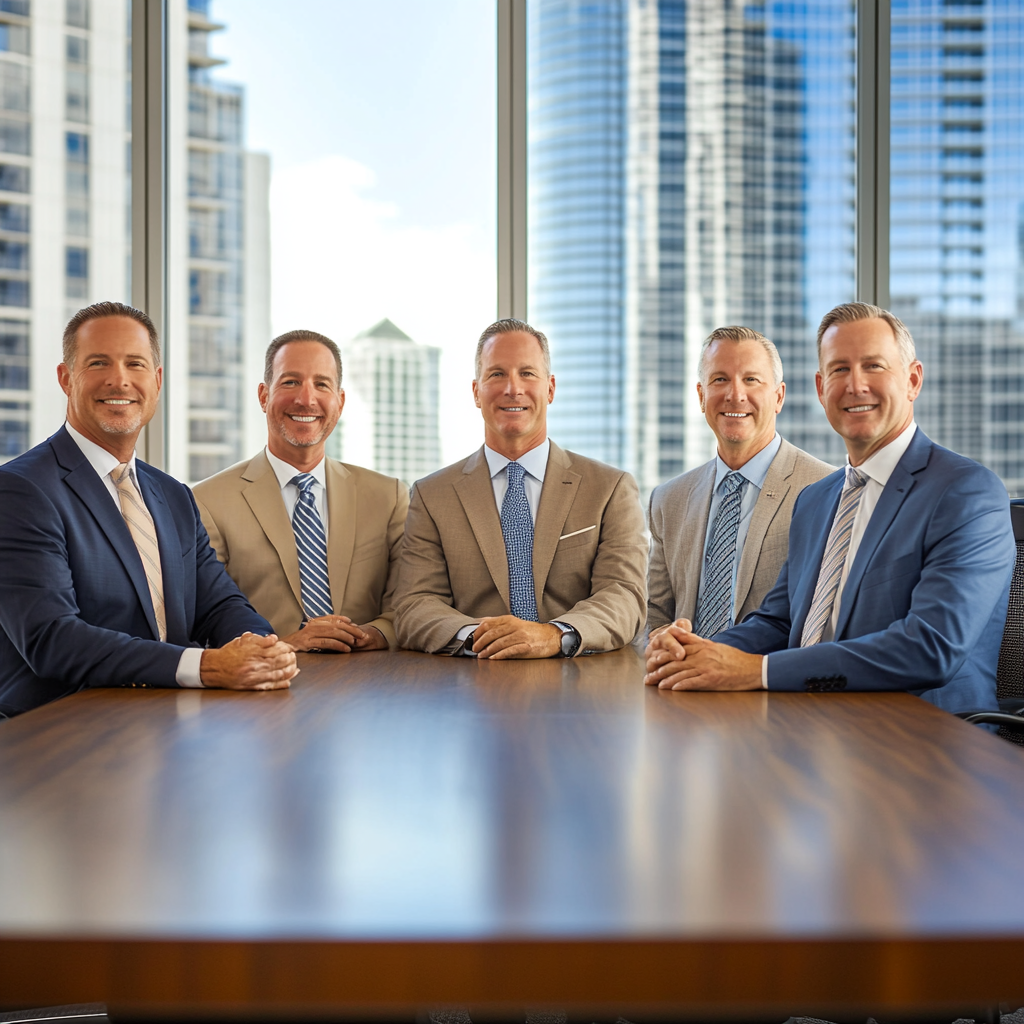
top-left (714, 429), bottom-right (1014, 713)
top-left (0, 427), bottom-right (271, 717)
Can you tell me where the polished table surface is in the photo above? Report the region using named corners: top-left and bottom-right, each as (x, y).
top-left (2, 648), bottom-right (1024, 1018)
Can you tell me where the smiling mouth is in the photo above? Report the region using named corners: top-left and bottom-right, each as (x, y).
top-left (288, 414), bottom-right (320, 423)
top-left (721, 412), bottom-right (750, 418)
top-left (500, 406), bottom-right (527, 412)
top-left (844, 405), bottom-right (876, 413)
top-left (100, 399), bottom-right (135, 406)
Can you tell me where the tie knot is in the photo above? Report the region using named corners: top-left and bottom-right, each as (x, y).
top-left (721, 471), bottom-right (744, 496)
top-left (845, 466), bottom-right (868, 490)
top-left (506, 461), bottom-right (525, 484)
top-left (111, 463), bottom-right (131, 487)
top-left (290, 473), bottom-right (317, 495)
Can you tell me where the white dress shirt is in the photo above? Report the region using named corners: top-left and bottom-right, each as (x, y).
top-left (762, 421), bottom-right (918, 687)
top-left (264, 447), bottom-right (329, 538)
top-left (64, 422), bottom-right (204, 687)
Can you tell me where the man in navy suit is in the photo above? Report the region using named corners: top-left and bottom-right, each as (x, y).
top-left (0, 301), bottom-right (298, 718)
top-left (645, 302), bottom-right (1014, 713)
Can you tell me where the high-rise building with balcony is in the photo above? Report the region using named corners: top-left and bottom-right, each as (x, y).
top-left (0, 0), bottom-right (269, 486)
top-left (340, 318), bottom-right (442, 485)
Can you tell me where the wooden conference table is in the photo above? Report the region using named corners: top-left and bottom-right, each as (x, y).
top-left (1, 648), bottom-right (1024, 1021)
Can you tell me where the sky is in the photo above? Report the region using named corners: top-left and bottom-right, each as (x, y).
top-left (210, 0), bottom-right (497, 463)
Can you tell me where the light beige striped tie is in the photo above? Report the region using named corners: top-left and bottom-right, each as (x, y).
top-left (111, 462), bottom-right (167, 642)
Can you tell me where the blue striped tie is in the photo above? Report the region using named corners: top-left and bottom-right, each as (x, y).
top-left (501, 461), bottom-right (539, 621)
top-left (290, 473), bottom-right (333, 620)
top-left (800, 466), bottom-right (868, 646)
top-left (694, 471), bottom-right (745, 637)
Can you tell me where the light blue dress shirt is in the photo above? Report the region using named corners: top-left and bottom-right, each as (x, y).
top-left (697, 432), bottom-right (782, 622)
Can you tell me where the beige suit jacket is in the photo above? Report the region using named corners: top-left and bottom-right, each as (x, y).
top-left (193, 451), bottom-right (408, 647)
top-left (647, 437), bottom-right (833, 633)
top-left (395, 441), bottom-right (648, 655)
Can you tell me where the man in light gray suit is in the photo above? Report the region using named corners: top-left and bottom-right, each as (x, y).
top-left (647, 326), bottom-right (832, 641)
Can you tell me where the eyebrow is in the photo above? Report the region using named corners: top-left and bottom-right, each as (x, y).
top-left (82, 352), bottom-right (151, 362)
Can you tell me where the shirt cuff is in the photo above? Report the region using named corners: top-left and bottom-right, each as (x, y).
top-left (761, 654), bottom-right (769, 690)
top-left (455, 623), bottom-right (479, 657)
top-left (176, 647), bottom-right (205, 688)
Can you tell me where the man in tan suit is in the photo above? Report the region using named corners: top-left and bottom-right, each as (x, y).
top-left (395, 318), bottom-right (647, 659)
top-left (194, 330), bottom-right (408, 652)
top-left (647, 326), bottom-right (832, 642)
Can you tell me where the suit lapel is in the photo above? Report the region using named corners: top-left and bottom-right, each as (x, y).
top-left (51, 429), bottom-right (161, 640)
top-left (325, 459), bottom-right (356, 612)
top-left (834, 431), bottom-right (929, 638)
top-left (734, 441), bottom-right (794, 611)
top-left (454, 448), bottom-right (510, 607)
top-left (137, 465), bottom-right (184, 640)
top-left (532, 441), bottom-right (581, 610)
top-left (681, 462), bottom-right (716, 617)
top-left (792, 471), bottom-right (845, 638)
top-left (241, 452), bottom-right (303, 609)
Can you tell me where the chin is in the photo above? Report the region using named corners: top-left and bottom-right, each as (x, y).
top-left (98, 418), bottom-right (142, 436)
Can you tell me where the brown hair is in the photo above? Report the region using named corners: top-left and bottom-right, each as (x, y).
top-left (264, 329), bottom-right (343, 386)
top-left (63, 301), bottom-right (160, 368)
top-left (475, 318), bottom-right (551, 379)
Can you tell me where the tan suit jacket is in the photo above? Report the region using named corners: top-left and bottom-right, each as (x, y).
top-left (647, 437), bottom-right (833, 633)
top-left (193, 451), bottom-right (408, 647)
top-left (395, 441), bottom-right (647, 655)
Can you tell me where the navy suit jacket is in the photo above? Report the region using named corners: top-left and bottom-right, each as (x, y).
top-left (0, 427), bottom-right (271, 717)
top-left (714, 429), bottom-right (1014, 713)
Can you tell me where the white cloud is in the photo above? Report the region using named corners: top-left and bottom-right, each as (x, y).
top-left (269, 154), bottom-right (495, 465)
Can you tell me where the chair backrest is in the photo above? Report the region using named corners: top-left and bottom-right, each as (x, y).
top-left (995, 499), bottom-right (1024, 701)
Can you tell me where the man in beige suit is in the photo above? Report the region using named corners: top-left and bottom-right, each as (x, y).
top-left (395, 318), bottom-right (647, 659)
top-left (194, 330), bottom-right (408, 652)
top-left (647, 326), bottom-right (832, 643)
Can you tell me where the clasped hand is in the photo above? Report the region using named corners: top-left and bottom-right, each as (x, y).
top-left (643, 618), bottom-right (762, 690)
top-left (470, 615), bottom-right (562, 660)
top-left (282, 615), bottom-right (388, 653)
top-left (200, 631), bottom-right (298, 690)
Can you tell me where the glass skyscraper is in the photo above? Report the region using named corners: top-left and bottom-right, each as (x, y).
top-left (529, 0), bottom-right (1024, 498)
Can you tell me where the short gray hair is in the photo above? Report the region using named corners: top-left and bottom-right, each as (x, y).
top-left (816, 302), bottom-right (917, 369)
top-left (698, 325), bottom-right (783, 386)
top-left (475, 318), bottom-right (551, 379)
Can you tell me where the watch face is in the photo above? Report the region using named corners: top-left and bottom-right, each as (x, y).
top-left (561, 629), bottom-right (578, 656)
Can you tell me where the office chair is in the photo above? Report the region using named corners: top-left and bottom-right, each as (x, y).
top-left (960, 499), bottom-right (1024, 743)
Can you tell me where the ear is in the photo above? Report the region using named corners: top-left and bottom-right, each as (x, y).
top-left (471, 378), bottom-right (481, 409)
top-left (155, 365), bottom-right (163, 395)
top-left (696, 381), bottom-right (705, 412)
top-left (907, 360), bottom-right (924, 402)
top-left (774, 380), bottom-right (786, 413)
top-left (547, 374), bottom-right (555, 404)
top-left (815, 371), bottom-right (825, 406)
top-left (258, 381), bottom-right (269, 413)
top-left (57, 363), bottom-right (72, 397)
top-left (337, 387), bottom-right (346, 415)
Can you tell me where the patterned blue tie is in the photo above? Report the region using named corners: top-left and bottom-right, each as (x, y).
top-left (501, 461), bottom-right (539, 621)
top-left (694, 471), bottom-right (745, 637)
top-left (290, 473), bottom-right (333, 620)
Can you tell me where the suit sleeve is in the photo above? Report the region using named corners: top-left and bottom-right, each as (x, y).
top-left (394, 483), bottom-right (481, 653)
top-left (738, 466), bottom-right (1013, 692)
top-left (556, 471), bottom-right (648, 652)
top-left (0, 471), bottom-right (184, 689)
top-left (364, 477), bottom-right (410, 649)
top-left (714, 558), bottom-right (795, 654)
top-left (187, 488), bottom-right (272, 647)
top-left (646, 486), bottom-right (675, 634)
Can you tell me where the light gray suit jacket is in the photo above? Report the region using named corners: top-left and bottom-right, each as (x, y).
top-left (647, 437), bottom-right (833, 633)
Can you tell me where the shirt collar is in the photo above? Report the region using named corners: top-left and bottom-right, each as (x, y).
top-left (713, 432), bottom-right (782, 492)
top-left (65, 420), bottom-right (137, 484)
top-left (265, 446), bottom-right (327, 490)
top-left (484, 438), bottom-right (550, 483)
top-left (846, 421), bottom-right (917, 487)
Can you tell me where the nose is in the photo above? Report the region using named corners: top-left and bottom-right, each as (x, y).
top-left (725, 378), bottom-right (748, 404)
top-left (846, 366), bottom-right (870, 393)
top-left (296, 380), bottom-right (319, 406)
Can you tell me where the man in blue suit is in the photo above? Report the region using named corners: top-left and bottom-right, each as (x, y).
top-left (0, 301), bottom-right (298, 718)
top-left (644, 302), bottom-right (1014, 713)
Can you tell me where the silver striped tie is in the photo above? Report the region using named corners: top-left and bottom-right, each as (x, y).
top-left (800, 466), bottom-right (868, 647)
top-left (290, 473), bottom-right (333, 620)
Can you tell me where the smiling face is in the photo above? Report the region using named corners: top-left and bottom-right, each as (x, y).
top-left (472, 330), bottom-right (555, 460)
top-left (258, 340), bottom-right (344, 466)
top-left (57, 315), bottom-right (162, 459)
top-left (696, 338), bottom-right (785, 469)
top-left (816, 317), bottom-right (923, 465)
